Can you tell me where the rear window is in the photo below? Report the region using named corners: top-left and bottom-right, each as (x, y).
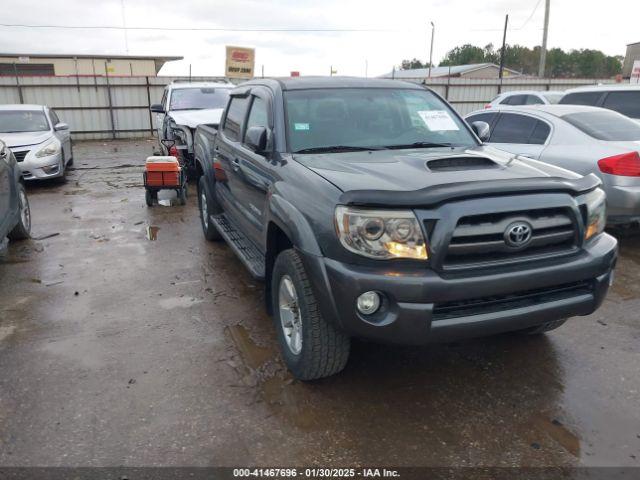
top-left (602, 91), bottom-right (640, 119)
top-left (559, 91), bottom-right (603, 106)
top-left (562, 111), bottom-right (640, 141)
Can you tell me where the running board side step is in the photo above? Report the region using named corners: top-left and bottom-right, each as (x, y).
top-left (210, 214), bottom-right (265, 279)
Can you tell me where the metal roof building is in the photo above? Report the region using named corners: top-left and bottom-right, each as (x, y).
top-left (0, 53), bottom-right (183, 77)
top-left (379, 63), bottom-right (522, 80)
top-left (623, 42), bottom-right (640, 78)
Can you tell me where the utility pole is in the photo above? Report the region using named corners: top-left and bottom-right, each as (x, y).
top-left (499, 14), bottom-right (509, 79)
top-left (538, 0), bottom-right (550, 77)
top-left (121, 0), bottom-right (129, 54)
top-left (428, 21), bottom-right (435, 78)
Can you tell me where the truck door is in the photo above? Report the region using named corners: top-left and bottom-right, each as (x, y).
top-left (232, 89), bottom-right (274, 246)
top-left (214, 91), bottom-right (254, 234)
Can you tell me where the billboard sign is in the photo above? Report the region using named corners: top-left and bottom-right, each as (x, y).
top-left (225, 46), bottom-right (255, 79)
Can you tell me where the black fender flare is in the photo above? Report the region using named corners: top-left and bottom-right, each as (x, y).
top-left (265, 194), bottom-right (322, 257)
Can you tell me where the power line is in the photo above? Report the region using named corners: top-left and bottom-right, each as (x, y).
top-left (0, 22), bottom-right (400, 32)
top-left (516, 0), bottom-right (543, 29)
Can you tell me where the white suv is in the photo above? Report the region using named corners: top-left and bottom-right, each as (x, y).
top-left (559, 84), bottom-right (640, 122)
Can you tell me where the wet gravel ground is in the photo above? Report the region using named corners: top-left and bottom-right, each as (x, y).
top-left (0, 139), bottom-right (639, 468)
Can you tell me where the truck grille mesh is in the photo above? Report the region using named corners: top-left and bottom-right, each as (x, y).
top-left (443, 208), bottom-right (578, 270)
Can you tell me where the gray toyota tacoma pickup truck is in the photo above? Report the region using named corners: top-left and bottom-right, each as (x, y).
top-left (193, 77), bottom-right (618, 380)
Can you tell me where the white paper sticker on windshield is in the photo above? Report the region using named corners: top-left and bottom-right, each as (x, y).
top-left (417, 110), bottom-right (459, 131)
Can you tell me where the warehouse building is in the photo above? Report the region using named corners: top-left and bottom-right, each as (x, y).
top-left (0, 53), bottom-right (183, 76)
top-left (623, 42), bottom-right (640, 78)
top-left (379, 63), bottom-right (522, 81)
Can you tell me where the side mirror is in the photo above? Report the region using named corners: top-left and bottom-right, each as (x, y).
top-left (150, 103), bottom-right (165, 113)
top-left (245, 126), bottom-right (268, 153)
top-left (54, 122), bottom-right (69, 131)
top-left (471, 121), bottom-right (491, 142)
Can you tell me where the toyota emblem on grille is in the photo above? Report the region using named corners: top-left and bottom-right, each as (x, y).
top-left (504, 221), bottom-right (533, 249)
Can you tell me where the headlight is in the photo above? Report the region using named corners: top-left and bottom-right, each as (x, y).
top-left (335, 206), bottom-right (428, 260)
top-left (584, 188), bottom-right (606, 241)
top-left (35, 139), bottom-right (61, 158)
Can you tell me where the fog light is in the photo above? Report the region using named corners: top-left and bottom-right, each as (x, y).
top-left (356, 291), bottom-right (381, 315)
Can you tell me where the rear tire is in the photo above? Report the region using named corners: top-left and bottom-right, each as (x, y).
top-left (8, 183), bottom-right (31, 240)
top-left (145, 190), bottom-right (154, 207)
top-left (518, 318), bottom-right (567, 335)
top-left (272, 249), bottom-right (350, 380)
top-left (198, 176), bottom-right (222, 241)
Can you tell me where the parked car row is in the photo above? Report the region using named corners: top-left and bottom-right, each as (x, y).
top-left (486, 84), bottom-right (640, 123)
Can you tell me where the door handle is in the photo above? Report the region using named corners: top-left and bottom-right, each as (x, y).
top-left (231, 158), bottom-right (241, 171)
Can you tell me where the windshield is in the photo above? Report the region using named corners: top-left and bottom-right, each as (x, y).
top-left (542, 93), bottom-right (563, 104)
top-left (285, 88), bottom-right (477, 153)
top-left (0, 110), bottom-right (49, 133)
top-left (169, 87), bottom-right (231, 111)
top-left (562, 111), bottom-right (640, 141)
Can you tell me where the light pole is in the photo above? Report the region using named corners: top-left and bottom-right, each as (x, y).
top-left (428, 21), bottom-right (435, 78)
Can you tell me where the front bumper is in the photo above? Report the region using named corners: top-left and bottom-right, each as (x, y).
top-left (12, 148), bottom-right (63, 180)
top-left (301, 232), bottom-right (617, 345)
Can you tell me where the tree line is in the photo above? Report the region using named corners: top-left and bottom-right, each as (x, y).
top-left (401, 44), bottom-right (623, 78)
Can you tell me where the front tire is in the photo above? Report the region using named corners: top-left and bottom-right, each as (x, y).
top-left (8, 183), bottom-right (31, 240)
top-left (198, 176), bottom-right (222, 241)
top-left (518, 318), bottom-right (567, 335)
top-left (272, 249), bottom-right (350, 380)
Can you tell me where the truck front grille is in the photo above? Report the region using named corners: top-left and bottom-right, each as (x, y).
top-left (432, 281), bottom-right (593, 321)
top-left (443, 207), bottom-right (578, 270)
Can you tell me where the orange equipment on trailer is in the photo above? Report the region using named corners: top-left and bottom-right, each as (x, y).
top-left (143, 150), bottom-right (188, 206)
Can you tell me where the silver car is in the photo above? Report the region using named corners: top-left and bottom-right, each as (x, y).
top-left (0, 104), bottom-right (72, 181)
top-left (466, 105), bottom-right (640, 225)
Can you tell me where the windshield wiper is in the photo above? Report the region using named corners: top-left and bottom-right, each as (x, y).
top-left (171, 107), bottom-right (206, 111)
top-left (382, 141), bottom-right (454, 150)
top-left (294, 145), bottom-right (383, 154)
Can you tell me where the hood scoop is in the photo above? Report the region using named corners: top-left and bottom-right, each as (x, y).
top-left (426, 156), bottom-right (499, 172)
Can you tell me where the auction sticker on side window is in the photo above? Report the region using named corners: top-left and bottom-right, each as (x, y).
top-left (418, 110), bottom-right (459, 131)
top-left (294, 123), bottom-right (310, 131)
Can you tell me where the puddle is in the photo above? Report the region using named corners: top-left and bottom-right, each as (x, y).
top-left (533, 416), bottom-right (580, 457)
top-left (225, 324), bottom-right (324, 431)
top-left (146, 226), bottom-right (160, 241)
top-left (226, 325), bottom-right (273, 369)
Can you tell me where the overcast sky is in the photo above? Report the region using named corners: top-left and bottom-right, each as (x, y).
top-left (0, 0), bottom-right (635, 77)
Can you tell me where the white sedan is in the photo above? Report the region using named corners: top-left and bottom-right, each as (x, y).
top-left (0, 104), bottom-right (72, 181)
top-left (486, 90), bottom-right (565, 109)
